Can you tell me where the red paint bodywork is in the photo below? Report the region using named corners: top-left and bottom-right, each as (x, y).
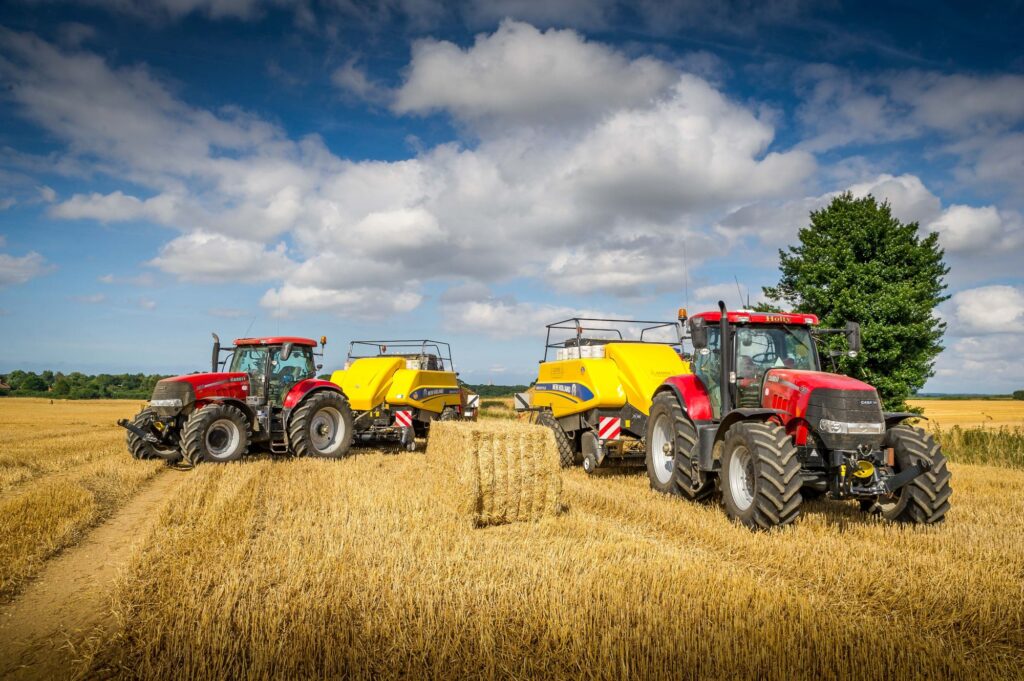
top-left (283, 378), bottom-right (340, 409)
top-left (690, 310), bottom-right (819, 325)
top-left (659, 374), bottom-right (714, 420)
top-left (234, 336), bottom-right (318, 347)
top-left (163, 372), bottom-right (250, 403)
top-left (762, 369), bottom-right (876, 444)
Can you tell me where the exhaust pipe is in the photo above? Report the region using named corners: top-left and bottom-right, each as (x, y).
top-left (211, 333), bottom-right (221, 373)
top-left (718, 301), bottom-right (733, 415)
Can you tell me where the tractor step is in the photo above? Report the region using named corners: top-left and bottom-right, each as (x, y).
top-left (269, 438), bottom-right (289, 455)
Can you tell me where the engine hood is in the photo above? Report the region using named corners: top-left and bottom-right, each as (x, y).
top-left (153, 372), bottom-right (250, 407)
top-left (765, 368), bottom-right (875, 394)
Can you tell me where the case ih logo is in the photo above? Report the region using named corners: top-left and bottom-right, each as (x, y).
top-left (394, 410), bottom-right (413, 428)
top-left (598, 417), bottom-right (621, 441)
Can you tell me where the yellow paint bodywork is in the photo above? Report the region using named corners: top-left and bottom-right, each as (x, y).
top-left (329, 357), bottom-right (460, 414)
top-left (532, 343), bottom-right (690, 418)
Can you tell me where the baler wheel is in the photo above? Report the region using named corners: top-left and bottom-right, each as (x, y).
top-left (536, 410), bottom-right (577, 468)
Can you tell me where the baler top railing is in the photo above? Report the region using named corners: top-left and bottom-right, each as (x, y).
top-left (542, 317), bottom-right (682, 362)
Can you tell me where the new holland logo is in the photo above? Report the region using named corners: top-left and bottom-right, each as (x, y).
top-left (534, 382), bottom-right (595, 401)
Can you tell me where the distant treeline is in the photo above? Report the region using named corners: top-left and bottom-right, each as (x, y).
top-left (0, 371), bottom-right (530, 400)
top-left (0, 371), bottom-right (167, 400)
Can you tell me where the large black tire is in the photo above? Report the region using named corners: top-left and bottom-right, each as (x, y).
top-left (126, 408), bottom-right (182, 463)
top-left (288, 391), bottom-right (354, 459)
top-left (537, 410), bottom-right (576, 468)
top-left (181, 404), bottom-right (250, 465)
top-left (645, 392), bottom-right (714, 501)
top-left (872, 425), bottom-right (952, 524)
top-left (720, 421), bottom-right (802, 530)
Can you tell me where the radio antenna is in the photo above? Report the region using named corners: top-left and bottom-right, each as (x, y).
top-left (734, 276), bottom-right (745, 309)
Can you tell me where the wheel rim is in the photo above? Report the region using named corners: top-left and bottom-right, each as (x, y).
top-left (205, 419), bottom-right (241, 460)
top-left (310, 406), bottom-right (345, 455)
top-left (729, 444), bottom-right (756, 511)
top-left (650, 413), bottom-right (674, 485)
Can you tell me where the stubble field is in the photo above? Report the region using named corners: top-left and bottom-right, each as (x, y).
top-left (0, 397), bottom-right (1023, 680)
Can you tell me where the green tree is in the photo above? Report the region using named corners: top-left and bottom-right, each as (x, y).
top-left (1013, 390), bottom-right (1024, 401)
top-left (763, 192), bottom-right (949, 411)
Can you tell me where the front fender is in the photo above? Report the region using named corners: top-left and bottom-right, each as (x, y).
top-left (883, 411), bottom-right (926, 428)
top-left (713, 408), bottom-right (790, 446)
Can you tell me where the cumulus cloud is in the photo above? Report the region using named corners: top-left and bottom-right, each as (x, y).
top-left (949, 285), bottom-right (1024, 335)
top-left (394, 20), bottom-right (677, 129)
top-left (3, 26), bottom-right (814, 309)
top-left (331, 59), bottom-right (391, 105)
top-left (439, 287), bottom-right (611, 337)
top-left (149, 232), bottom-right (295, 282)
top-left (718, 173), bottom-right (1021, 258)
top-left (0, 248), bottom-right (53, 286)
top-left (260, 284), bottom-right (423, 318)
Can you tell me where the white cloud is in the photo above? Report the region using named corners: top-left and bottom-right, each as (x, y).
top-left (949, 285), bottom-right (1024, 335)
top-left (0, 198), bottom-right (14, 211)
top-left (260, 284), bottom-right (423, 318)
top-left (98, 272), bottom-right (156, 286)
top-left (72, 293), bottom-right (106, 303)
top-left (37, 185), bottom-right (56, 202)
top-left (331, 59), bottom-right (391, 105)
top-left (927, 205), bottom-right (1024, 254)
top-left (441, 291), bottom-right (598, 338)
top-left (138, 297), bottom-right (157, 310)
top-left (394, 20), bottom-right (677, 129)
top-left (0, 249), bottom-right (53, 286)
top-left (149, 232), bottom-right (295, 282)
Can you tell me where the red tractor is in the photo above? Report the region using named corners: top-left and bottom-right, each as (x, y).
top-left (118, 334), bottom-right (353, 465)
top-left (646, 302), bottom-right (951, 530)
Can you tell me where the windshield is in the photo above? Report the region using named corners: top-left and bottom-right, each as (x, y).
top-left (734, 325), bottom-right (818, 407)
top-left (230, 346), bottom-right (269, 375)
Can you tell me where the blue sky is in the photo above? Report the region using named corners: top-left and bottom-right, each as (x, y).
top-left (1, 0), bottom-right (1023, 391)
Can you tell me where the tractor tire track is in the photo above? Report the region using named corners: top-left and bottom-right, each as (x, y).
top-left (0, 470), bottom-right (186, 680)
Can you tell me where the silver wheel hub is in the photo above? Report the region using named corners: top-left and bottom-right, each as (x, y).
top-left (729, 444), bottom-right (756, 510)
top-left (310, 407), bottom-right (345, 455)
top-left (650, 413), bottom-right (674, 485)
top-left (205, 419), bottom-right (241, 459)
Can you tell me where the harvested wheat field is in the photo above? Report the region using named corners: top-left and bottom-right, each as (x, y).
top-left (909, 399), bottom-right (1024, 428)
top-left (0, 397), bottom-right (1022, 680)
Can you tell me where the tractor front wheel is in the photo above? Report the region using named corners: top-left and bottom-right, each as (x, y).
top-left (645, 393), bottom-right (714, 501)
top-left (288, 391), bottom-right (354, 459)
top-left (720, 421), bottom-right (802, 530)
top-left (126, 408), bottom-right (182, 463)
top-left (869, 425), bottom-right (951, 524)
top-left (181, 404), bottom-right (250, 465)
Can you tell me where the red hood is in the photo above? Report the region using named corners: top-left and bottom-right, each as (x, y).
top-left (766, 369), bottom-right (875, 393)
top-left (160, 372), bottom-right (249, 401)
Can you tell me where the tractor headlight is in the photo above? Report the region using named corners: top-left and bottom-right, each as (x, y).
top-left (149, 398), bottom-right (183, 408)
top-left (819, 419), bottom-right (883, 435)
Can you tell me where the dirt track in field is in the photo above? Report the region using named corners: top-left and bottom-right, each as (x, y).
top-left (0, 470), bottom-right (185, 680)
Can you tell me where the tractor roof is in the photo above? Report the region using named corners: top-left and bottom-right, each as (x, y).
top-left (233, 336), bottom-right (318, 347)
top-left (690, 310), bottom-right (819, 326)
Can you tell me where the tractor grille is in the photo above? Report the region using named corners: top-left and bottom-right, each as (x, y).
top-left (150, 379), bottom-right (195, 415)
top-left (805, 387), bottom-right (884, 451)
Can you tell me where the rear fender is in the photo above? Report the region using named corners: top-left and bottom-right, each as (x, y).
top-left (655, 374), bottom-right (713, 421)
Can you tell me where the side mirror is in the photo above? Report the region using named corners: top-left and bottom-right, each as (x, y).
top-left (845, 321), bottom-right (862, 356)
top-left (689, 318), bottom-right (708, 350)
top-left (316, 363), bottom-right (323, 370)
top-left (281, 342), bottom-right (293, 361)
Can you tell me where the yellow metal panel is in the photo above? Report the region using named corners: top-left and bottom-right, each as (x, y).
top-left (604, 343), bottom-right (690, 415)
top-left (330, 357), bottom-right (403, 411)
top-left (386, 369), bottom-right (461, 414)
top-left (532, 343), bottom-right (690, 418)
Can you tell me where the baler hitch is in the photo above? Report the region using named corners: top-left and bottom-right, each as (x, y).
top-left (117, 418), bottom-right (161, 444)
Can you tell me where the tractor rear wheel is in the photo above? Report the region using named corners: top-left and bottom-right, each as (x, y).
top-left (181, 404), bottom-right (249, 465)
top-left (288, 391), bottom-right (354, 459)
top-left (869, 425), bottom-right (951, 524)
top-left (126, 408), bottom-right (182, 463)
top-left (645, 393), bottom-right (714, 501)
top-left (536, 410), bottom-right (577, 468)
top-left (720, 421), bottom-right (802, 530)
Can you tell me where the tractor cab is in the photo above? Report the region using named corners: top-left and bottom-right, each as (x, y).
top-left (686, 310), bottom-right (826, 416)
top-left (217, 336), bottom-right (323, 406)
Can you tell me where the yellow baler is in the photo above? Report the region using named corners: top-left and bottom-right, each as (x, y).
top-left (526, 317), bottom-right (691, 472)
top-left (329, 340), bottom-right (465, 450)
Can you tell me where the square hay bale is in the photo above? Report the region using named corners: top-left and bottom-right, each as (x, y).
top-left (427, 420), bottom-right (563, 527)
